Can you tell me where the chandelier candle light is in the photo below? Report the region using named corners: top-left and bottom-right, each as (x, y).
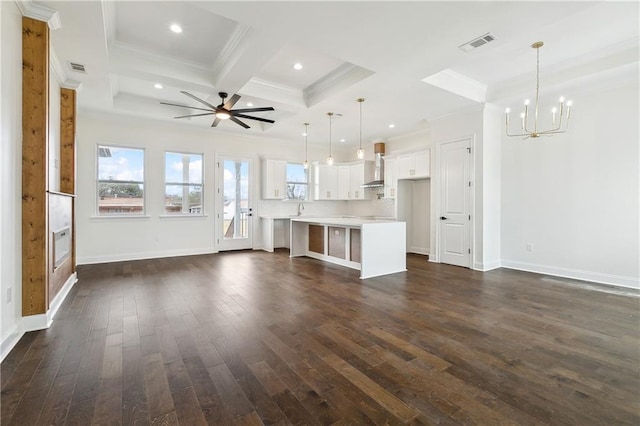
top-left (356, 98), bottom-right (365, 159)
top-left (302, 123), bottom-right (309, 170)
top-left (327, 112), bottom-right (334, 166)
top-left (505, 42), bottom-right (573, 139)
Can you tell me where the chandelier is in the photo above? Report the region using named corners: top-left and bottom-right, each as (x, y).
top-left (505, 42), bottom-right (573, 139)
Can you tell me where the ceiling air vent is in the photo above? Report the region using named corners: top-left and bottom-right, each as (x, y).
top-left (67, 61), bottom-right (86, 73)
top-left (459, 33), bottom-right (496, 52)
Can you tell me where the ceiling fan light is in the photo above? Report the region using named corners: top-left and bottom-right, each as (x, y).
top-left (216, 111), bottom-right (231, 120)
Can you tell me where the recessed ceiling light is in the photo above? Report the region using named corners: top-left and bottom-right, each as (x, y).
top-left (293, 63), bottom-right (303, 70)
top-left (154, 83), bottom-right (163, 89)
top-left (170, 24), bottom-right (182, 33)
top-left (388, 124), bottom-right (395, 128)
top-left (340, 138), bottom-right (346, 143)
top-left (246, 102), bottom-right (254, 107)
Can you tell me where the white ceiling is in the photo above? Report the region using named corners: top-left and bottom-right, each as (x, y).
top-left (38, 1), bottom-right (639, 146)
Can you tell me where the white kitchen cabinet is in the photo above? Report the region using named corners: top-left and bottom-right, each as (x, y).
top-left (397, 149), bottom-right (430, 179)
top-left (384, 157), bottom-right (397, 198)
top-left (337, 165), bottom-right (351, 200)
top-left (314, 161), bottom-right (373, 200)
top-left (349, 162), bottom-right (367, 200)
top-left (261, 159), bottom-right (287, 199)
top-left (313, 162), bottom-right (338, 200)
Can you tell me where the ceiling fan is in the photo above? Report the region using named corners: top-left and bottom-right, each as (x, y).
top-left (161, 91), bottom-right (275, 129)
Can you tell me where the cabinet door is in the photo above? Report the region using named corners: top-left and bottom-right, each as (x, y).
top-left (414, 150), bottom-right (430, 178)
top-left (384, 157), bottom-right (397, 198)
top-left (262, 159), bottom-right (286, 199)
top-left (397, 154), bottom-right (414, 179)
top-left (350, 162), bottom-right (365, 199)
top-left (337, 165), bottom-right (351, 199)
top-left (314, 163), bottom-right (338, 200)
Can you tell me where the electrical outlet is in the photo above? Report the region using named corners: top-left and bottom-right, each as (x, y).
top-left (7, 287), bottom-right (12, 303)
top-left (526, 243), bottom-right (534, 252)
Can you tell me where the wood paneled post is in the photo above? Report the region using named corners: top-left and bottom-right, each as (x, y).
top-left (60, 88), bottom-right (76, 272)
top-left (22, 17), bottom-right (49, 316)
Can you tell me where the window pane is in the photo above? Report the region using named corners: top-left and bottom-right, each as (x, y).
top-left (286, 163), bottom-right (307, 183)
top-left (165, 152), bottom-right (203, 184)
top-left (98, 183), bottom-right (144, 214)
top-left (287, 183), bottom-right (307, 200)
top-left (98, 146), bottom-right (144, 182)
top-left (165, 184), bottom-right (202, 214)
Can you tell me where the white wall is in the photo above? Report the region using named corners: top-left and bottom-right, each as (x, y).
top-left (501, 77), bottom-right (639, 288)
top-left (49, 71), bottom-right (61, 191)
top-left (397, 179), bottom-right (430, 254)
top-left (481, 105), bottom-right (502, 270)
top-left (1, 0), bottom-right (23, 359)
top-left (76, 112), bottom-right (356, 263)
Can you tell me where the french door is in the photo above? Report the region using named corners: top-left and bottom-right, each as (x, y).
top-left (217, 156), bottom-right (254, 251)
top-left (439, 138), bottom-right (471, 268)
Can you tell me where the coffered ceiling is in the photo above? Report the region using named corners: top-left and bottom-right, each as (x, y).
top-left (35, 1), bottom-right (639, 146)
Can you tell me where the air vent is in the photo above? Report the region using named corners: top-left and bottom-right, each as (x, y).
top-left (459, 33), bottom-right (496, 52)
top-left (98, 147), bottom-right (112, 158)
top-left (67, 61), bottom-right (86, 73)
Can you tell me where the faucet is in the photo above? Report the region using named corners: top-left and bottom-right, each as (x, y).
top-left (297, 203), bottom-right (305, 216)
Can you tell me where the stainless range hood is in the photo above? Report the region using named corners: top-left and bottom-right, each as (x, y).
top-left (361, 142), bottom-right (385, 188)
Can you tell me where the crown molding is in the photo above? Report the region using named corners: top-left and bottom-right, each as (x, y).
top-left (50, 47), bottom-right (83, 90)
top-left (241, 77), bottom-right (306, 109)
top-left (211, 23), bottom-right (252, 77)
top-left (15, 0), bottom-right (61, 30)
top-left (303, 63), bottom-right (375, 107)
top-left (101, 0), bottom-right (117, 52)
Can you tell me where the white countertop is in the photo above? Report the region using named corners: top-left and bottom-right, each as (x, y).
top-left (290, 217), bottom-right (398, 226)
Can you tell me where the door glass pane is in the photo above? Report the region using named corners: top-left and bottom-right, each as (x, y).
top-left (223, 160), bottom-right (249, 239)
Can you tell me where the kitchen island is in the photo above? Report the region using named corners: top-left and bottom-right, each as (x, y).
top-left (290, 217), bottom-right (406, 279)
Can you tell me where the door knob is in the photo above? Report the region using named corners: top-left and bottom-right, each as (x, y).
top-left (440, 216), bottom-right (448, 220)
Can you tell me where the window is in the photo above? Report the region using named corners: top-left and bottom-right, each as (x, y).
top-left (97, 145), bottom-right (145, 215)
top-left (286, 163), bottom-right (308, 200)
top-left (165, 152), bottom-right (203, 214)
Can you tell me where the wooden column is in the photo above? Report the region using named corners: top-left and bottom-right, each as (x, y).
top-left (22, 17), bottom-right (50, 316)
top-left (60, 88), bottom-right (76, 272)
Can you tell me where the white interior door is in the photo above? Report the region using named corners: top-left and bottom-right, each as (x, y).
top-left (217, 156), bottom-right (254, 251)
top-left (439, 139), bottom-right (471, 267)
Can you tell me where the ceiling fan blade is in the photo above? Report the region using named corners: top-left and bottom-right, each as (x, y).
top-left (160, 102), bottom-right (212, 113)
top-left (181, 91), bottom-right (218, 110)
top-left (234, 113), bottom-right (275, 124)
top-left (230, 107), bottom-right (275, 113)
top-left (223, 94), bottom-right (241, 110)
top-left (230, 116), bottom-right (250, 129)
top-left (211, 117), bottom-right (221, 127)
top-left (174, 112), bottom-right (215, 119)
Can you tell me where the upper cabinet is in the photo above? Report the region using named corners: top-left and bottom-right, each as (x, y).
top-left (384, 157), bottom-right (397, 199)
top-left (313, 162), bottom-right (338, 200)
top-left (261, 159), bottom-right (287, 199)
top-left (397, 149), bottom-right (430, 180)
top-left (313, 160), bottom-right (373, 201)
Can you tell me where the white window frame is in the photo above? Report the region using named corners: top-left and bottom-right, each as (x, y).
top-left (285, 162), bottom-right (309, 201)
top-left (96, 144), bottom-right (146, 216)
top-left (164, 151), bottom-right (204, 215)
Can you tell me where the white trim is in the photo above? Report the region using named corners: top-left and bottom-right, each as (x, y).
top-left (501, 259), bottom-right (640, 290)
top-left (408, 247), bottom-right (429, 256)
top-left (0, 326), bottom-right (24, 363)
top-left (48, 273), bottom-right (77, 322)
top-left (77, 247), bottom-right (216, 265)
top-left (303, 63), bottom-right (375, 107)
top-left (21, 313), bottom-right (50, 332)
top-left (474, 260), bottom-right (501, 271)
top-left (158, 214), bottom-right (208, 219)
top-left (90, 215), bottom-right (151, 220)
top-left (15, 0), bottom-right (61, 29)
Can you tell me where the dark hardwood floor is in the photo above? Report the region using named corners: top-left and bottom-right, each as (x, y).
top-left (2, 251), bottom-right (639, 425)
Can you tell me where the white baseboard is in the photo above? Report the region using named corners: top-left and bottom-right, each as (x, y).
top-left (474, 259), bottom-right (501, 271)
top-left (77, 247), bottom-right (216, 265)
top-left (408, 246), bottom-right (430, 256)
top-left (0, 272), bottom-right (78, 362)
top-left (501, 259), bottom-right (640, 289)
top-left (0, 325), bottom-right (24, 363)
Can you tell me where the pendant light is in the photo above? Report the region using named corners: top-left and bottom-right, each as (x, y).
top-left (505, 42), bottom-right (573, 139)
top-left (302, 123), bottom-right (309, 170)
top-left (356, 98), bottom-right (365, 159)
top-left (326, 112), bottom-right (334, 166)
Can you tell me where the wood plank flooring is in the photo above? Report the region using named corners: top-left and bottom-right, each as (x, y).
top-left (2, 251), bottom-right (639, 425)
